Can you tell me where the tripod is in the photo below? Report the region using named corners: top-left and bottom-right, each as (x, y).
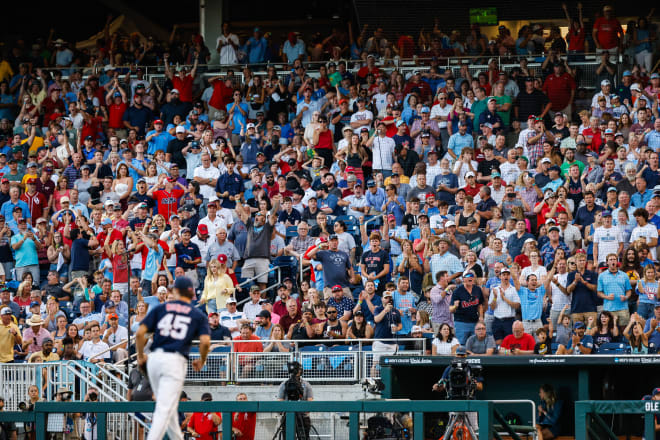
top-left (272, 411), bottom-right (318, 440)
top-left (442, 412), bottom-right (478, 440)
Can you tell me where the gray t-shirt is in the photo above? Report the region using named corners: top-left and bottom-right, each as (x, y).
top-left (245, 217), bottom-right (273, 259)
top-left (465, 334), bottom-right (496, 354)
top-left (316, 250), bottom-right (352, 288)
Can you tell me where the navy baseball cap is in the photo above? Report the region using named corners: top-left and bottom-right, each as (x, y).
top-left (574, 322), bottom-right (585, 329)
top-left (174, 276), bottom-right (194, 292)
top-left (105, 300), bottom-right (116, 308)
top-left (455, 346), bottom-right (467, 355)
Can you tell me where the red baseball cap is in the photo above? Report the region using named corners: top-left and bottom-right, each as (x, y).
top-left (339, 99), bottom-right (348, 105)
top-left (26, 178), bottom-right (37, 184)
top-left (425, 193), bottom-right (435, 199)
top-left (332, 285), bottom-right (342, 292)
top-left (217, 254), bottom-right (227, 264)
top-left (575, 249), bottom-right (586, 255)
top-left (197, 224), bottom-right (209, 235)
top-left (345, 166), bottom-right (356, 173)
top-left (154, 119), bottom-right (164, 125)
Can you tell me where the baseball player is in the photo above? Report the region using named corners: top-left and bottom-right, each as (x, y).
top-left (136, 276), bottom-right (210, 440)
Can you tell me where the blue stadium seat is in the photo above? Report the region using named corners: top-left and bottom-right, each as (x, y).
top-left (335, 215), bottom-right (358, 228)
top-left (211, 346), bottom-right (231, 353)
top-left (597, 342), bottom-right (629, 354)
top-left (285, 226), bottom-right (299, 243)
top-left (550, 343), bottom-right (560, 354)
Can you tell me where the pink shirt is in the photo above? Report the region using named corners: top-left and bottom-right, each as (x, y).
top-left (22, 327), bottom-right (51, 354)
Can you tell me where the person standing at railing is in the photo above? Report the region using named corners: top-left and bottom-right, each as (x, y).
top-left (371, 291), bottom-right (402, 377)
top-left (592, 5), bottom-right (624, 58)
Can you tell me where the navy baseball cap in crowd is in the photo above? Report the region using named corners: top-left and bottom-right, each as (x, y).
top-left (105, 300), bottom-right (115, 308)
top-left (30, 301), bottom-right (40, 308)
top-left (455, 346), bottom-right (467, 355)
top-left (574, 322), bottom-right (586, 329)
top-left (174, 276), bottom-right (194, 292)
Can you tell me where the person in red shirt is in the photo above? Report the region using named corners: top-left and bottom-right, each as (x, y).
top-left (207, 75), bottom-right (235, 120)
top-left (562, 3), bottom-right (586, 55)
top-left (186, 392), bottom-right (221, 440)
top-left (542, 63), bottom-right (576, 115)
top-left (105, 80), bottom-right (128, 136)
top-left (96, 218), bottom-right (124, 260)
top-left (462, 172), bottom-right (483, 198)
top-left (356, 55), bottom-right (381, 82)
top-left (165, 53), bottom-right (198, 104)
top-left (40, 88), bottom-right (65, 124)
top-left (147, 174), bottom-right (186, 220)
top-left (233, 323), bottom-right (263, 378)
top-left (501, 321), bottom-right (536, 354)
top-left (592, 5), bottom-right (624, 52)
top-left (403, 71), bottom-right (432, 103)
top-left (232, 392), bottom-right (256, 440)
top-left (21, 178), bottom-right (48, 226)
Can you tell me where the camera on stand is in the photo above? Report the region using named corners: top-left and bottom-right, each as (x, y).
top-left (284, 361), bottom-right (304, 401)
top-left (441, 360), bottom-right (482, 400)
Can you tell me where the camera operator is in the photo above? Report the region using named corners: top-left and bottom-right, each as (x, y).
top-left (83, 388), bottom-right (99, 440)
top-left (431, 346), bottom-right (483, 434)
top-left (277, 361), bottom-right (313, 439)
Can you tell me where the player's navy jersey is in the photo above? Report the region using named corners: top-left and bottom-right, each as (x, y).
top-left (141, 300), bottom-right (210, 358)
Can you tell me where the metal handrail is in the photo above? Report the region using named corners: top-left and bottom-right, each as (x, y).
top-left (236, 264), bottom-right (282, 307)
top-left (33, 51), bottom-right (620, 76)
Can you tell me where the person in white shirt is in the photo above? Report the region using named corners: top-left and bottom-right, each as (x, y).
top-left (78, 323), bottom-right (110, 363)
top-left (631, 208), bottom-right (659, 259)
top-left (430, 92), bottom-right (451, 149)
top-left (546, 259), bottom-right (571, 328)
top-left (372, 80), bottom-right (390, 115)
top-left (242, 286), bottom-right (264, 322)
top-left (366, 121), bottom-right (395, 176)
top-left (102, 313), bottom-right (128, 362)
top-left (341, 183), bottom-right (369, 217)
top-left (198, 199), bottom-right (228, 236)
top-left (557, 211), bottom-right (582, 253)
top-left (592, 211), bottom-right (623, 265)
top-left (216, 22), bottom-right (240, 65)
top-left (193, 153), bottom-right (220, 202)
top-left (219, 297), bottom-right (249, 338)
top-left (499, 149), bottom-right (522, 188)
top-left (349, 97), bottom-right (373, 134)
top-left (489, 267), bottom-right (521, 345)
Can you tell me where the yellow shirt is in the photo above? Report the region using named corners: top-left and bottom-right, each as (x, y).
top-left (384, 175), bottom-right (410, 186)
top-left (21, 138), bottom-right (45, 156)
top-left (201, 273), bottom-right (235, 309)
top-left (28, 351), bottom-right (60, 363)
top-left (0, 323), bottom-right (20, 363)
top-left (0, 61), bottom-right (13, 83)
top-left (21, 173), bottom-right (38, 186)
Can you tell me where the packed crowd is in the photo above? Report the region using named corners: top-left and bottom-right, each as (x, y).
top-left (0, 6), bottom-right (658, 370)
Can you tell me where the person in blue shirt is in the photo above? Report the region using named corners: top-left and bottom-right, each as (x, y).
top-left (597, 253), bottom-right (632, 322)
top-left (511, 268), bottom-right (546, 336)
top-left (447, 121), bottom-right (474, 160)
top-left (214, 157), bottom-right (244, 210)
top-left (392, 277), bottom-right (416, 335)
top-left (371, 291), bottom-right (402, 375)
top-left (644, 119), bottom-right (660, 153)
top-left (1, 187), bottom-right (30, 221)
top-left (122, 94), bottom-right (153, 137)
top-left (536, 384), bottom-right (563, 439)
top-left (317, 185), bottom-right (339, 216)
top-left (139, 232), bottom-right (164, 296)
top-left (245, 28), bottom-right (268, 64)
top-left (145, 120), bottom-right (174, 156)
top-left (365, 180), bottom-right (386, 214)
top-left (226, 91), bottom-right (249, 140)
top-left (631, 176), bottom-right (653, 209)
top-left (556, 321), bottom-right (594, 354)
